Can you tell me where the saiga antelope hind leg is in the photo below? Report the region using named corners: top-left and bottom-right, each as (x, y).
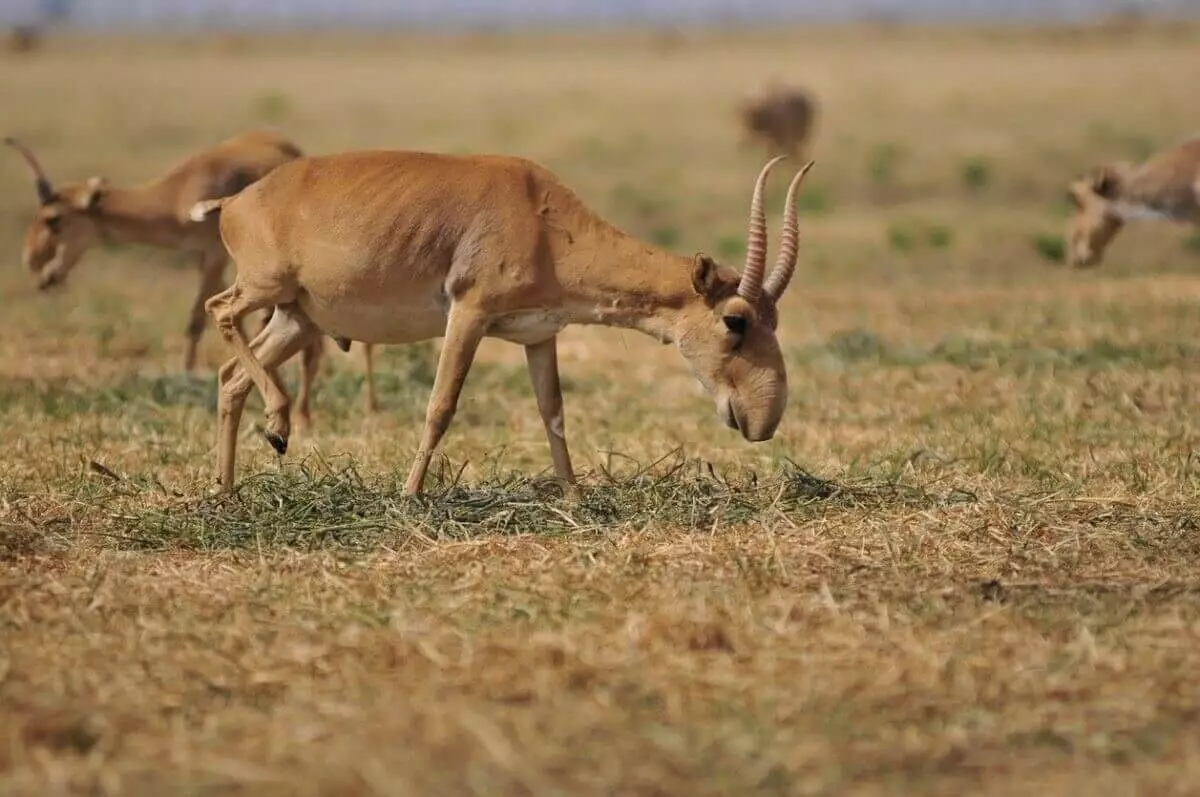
top-left (294, 336), bottom-right (325, 432)
top-left (214, 319), bottom-right (277, 490)
top-left (258, 307), bottom-right (324, 432)
top-left (206, 284), bottom-right (302, 457)
top-left (215, 304), bottom-right (319, 490)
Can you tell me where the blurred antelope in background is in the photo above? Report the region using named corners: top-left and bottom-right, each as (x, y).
top-left (739, 82), bottom-right (817, 160)
top-left (1065, 137), bottom-right (1200, 268)
top-left (192, 151), bottom-right (815, 495)
top-left (6, 25), bottom-right (41, 55)
top-left (4, 130), bottom-right (378, 426)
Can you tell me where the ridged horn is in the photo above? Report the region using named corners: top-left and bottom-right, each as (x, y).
top-left (763, 160), bottom-right (815, 300)
top-left (736, 155), bottom-right (787, 302)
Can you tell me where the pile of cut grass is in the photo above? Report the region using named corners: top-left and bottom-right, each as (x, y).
top-left (104, 457), bottom-right (953, 552)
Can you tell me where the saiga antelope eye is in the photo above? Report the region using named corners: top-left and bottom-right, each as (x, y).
top-left (723, 315), bottom-right (748, 338)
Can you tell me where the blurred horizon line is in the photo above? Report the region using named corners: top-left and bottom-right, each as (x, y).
top-left (5, 0), bottom-right (1200, 30)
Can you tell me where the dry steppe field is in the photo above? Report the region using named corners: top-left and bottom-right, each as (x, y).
top-left (3, 22), bottom-right (1200, 796)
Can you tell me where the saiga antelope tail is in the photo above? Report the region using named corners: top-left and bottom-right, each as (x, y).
top-left (188, 196), bottom-right (234, 222)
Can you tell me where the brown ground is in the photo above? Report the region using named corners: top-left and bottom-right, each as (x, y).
top-left (3, 21), bottom-right (1200, 796)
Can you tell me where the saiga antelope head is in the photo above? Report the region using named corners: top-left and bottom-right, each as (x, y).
top-left (1065, 164), bottom-right (1128, 268)
top-left (5, 138), bottom-right (109, 290)
top-left (674, 156), bottom-right (813, 442)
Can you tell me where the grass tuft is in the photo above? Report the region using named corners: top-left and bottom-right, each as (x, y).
top-left (1032, 233), bottom-right (1067, 263)
top-left (959, 155), bottom-right (992, 192)
top-left (886, 222), bottom-right (918, 253)
top-left (251, 90), bottom-right (292, 123)
top-left (795, 182), bottom-right (833, 215)
top-left (867, 142), bottom-right (906, 190)
top-left (714, 234), bottom-right (746, 260)
top-left (885, 219), bottom-right (954, 253)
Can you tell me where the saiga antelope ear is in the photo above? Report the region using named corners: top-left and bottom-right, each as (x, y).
top-left (77, 176), bottom-right (107, 211)
top-left (691, 253), bottom-right (720, 297)
top-left (1088, 165), bottom-right (1123, 199)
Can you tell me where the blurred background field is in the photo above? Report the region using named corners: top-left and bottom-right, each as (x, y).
top-left (3, 3), bottom-right (1200, 796)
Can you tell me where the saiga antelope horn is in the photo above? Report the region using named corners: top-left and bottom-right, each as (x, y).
top-left (763, 160), bottom-right (816, 300)
top-left (4, 137), bottom-right (55, 204)
top-left (736, 155), bottom-right (787, 302)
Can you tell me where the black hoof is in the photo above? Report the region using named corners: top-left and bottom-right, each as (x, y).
top-left (264, 430), bottom-right (288, 455)
top-left (334, 336), bottom-right (352, 353)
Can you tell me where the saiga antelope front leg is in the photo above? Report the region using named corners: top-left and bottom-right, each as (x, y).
top-left (403, 305), bottom-right (489, 494)
top-left (525, 336), bottom-right (576, 496)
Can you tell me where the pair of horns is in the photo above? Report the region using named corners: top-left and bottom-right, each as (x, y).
top-left (737, 156), bottom-right (815, 303)
top-left (4, 137), bottom-right (54, 205)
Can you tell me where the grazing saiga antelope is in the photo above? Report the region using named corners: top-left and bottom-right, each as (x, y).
top-left (192, 151), bottom-right (814, 495)
top-left (3, 130), bottom-right (353, 424)
top-left (7, 25), bottom-right (41, 55)
top-left (1066, 137), bottom-right (1200, 268)
top-left (739, 83), bottom-right (817, 161)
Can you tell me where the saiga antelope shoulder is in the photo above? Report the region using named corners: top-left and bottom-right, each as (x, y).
top-left (4, 131), bottom-right (378, 420)
top-left (1066, 137), bottom-right (1200, 268)
top-left (194, 150), bottom-right (814, 495)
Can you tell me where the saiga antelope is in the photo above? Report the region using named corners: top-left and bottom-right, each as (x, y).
top-left (7, 25), bottom-right (40, 55)
top-left (1065, 137), bottom-right (1200, 268)
top-left (740, 83), bottom-right (817, 161)
top-left (193, 151), bottom-right (814, 495)
top-left (3, 130), bottom-right (375, 422)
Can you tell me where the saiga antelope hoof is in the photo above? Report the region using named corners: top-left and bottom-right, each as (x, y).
top-left (264, 430), bottom-right (289, 455)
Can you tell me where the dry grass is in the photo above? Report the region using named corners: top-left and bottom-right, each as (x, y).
top-left (3, 22), bottom-right (1200, 796)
